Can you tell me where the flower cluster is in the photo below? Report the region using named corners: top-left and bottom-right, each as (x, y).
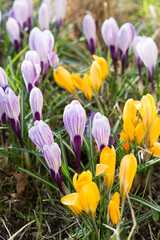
top-left (53, 55), bottom-right (109, 101)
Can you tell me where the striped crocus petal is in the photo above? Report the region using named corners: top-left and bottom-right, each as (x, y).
top-left (25, 50), bottom-right (41, 66)
top-left (29, 87), bottom-right (43, 121)
top-left (13, 0), bottom-right (29, 29)
top-left (0, 87), bottom-right (7, 124)
top-left (43, 143), bottom-right (63, 192)
top-left (38, 1), bottom-right (51, 30)
top-left (55, 0), bottom-right (67, 30)
top-left (0, 67), bottom-right (8, 87)
top-left (6, 17), bottom-right (20, 50)
top-left (92, 112), bottom-right (110, 151)
top-left (29, 120), bottom-right (54, 151)
top-left (83, 14), bottom-right (96, 54)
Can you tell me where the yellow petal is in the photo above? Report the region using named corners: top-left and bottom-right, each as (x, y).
top-left (92, 55), bottom-right (109, 81)
top-left (135, 123), bottom-right (145, 145)
top-left (79, 182), bottom-right (100, 219)
top-left (73, 170), bottom-right (92, 193)
top-left (95, 164), bottom-right (108, 176)
top-left (120, 131), bottom-right (130, 152)
top-left (111, 192), bottom-right (120, 208)
top-left (123, 98), bottom-right (137, 125)
top-left (71, 74), bottom-right (82, 91)
top-left (119, 154), bottom-right (137, 199)
top-left (81, 74), bottom-right (93, 101)
top-left (53, 66), bottom-right (74, 93)
top-left (123, 116), bottom-right (135, 143)
top-left (100, 146), bottom-right (116, 188)
top-left (61, 193), bottom-right (83, 216)
top-left (148, 142), bottom-right (160, 157)
top-left (90, 61), bottom-right (102, 92)
top-left (108, 200), bottom-right (120, 225)
top-left (149, 117), bottom-right (160, 146)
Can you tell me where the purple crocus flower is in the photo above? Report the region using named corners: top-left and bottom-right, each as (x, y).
top-left (0, 87), bottom-right (7, 145)
top-left (25, 50), bottom-right (41, 66)
top-left (21, 60), bottom-right (41, 93)
top-left (136, 37), bottom-right (158, 92)
top-left (63, 100), bottom-right (86, 173)
top-left (0, 67), bottom-right (8, 87)
top-left (83, 14), bottom-right (96, 54)
top-left (29, 120), bottom-right (54, 151)
top-left (29, 87), bottom-right (43, 121)
top-left (29, 27), bottom-right (54, 71)
top-left (118, 23), bottom-right (135, 74)
top-left (101, 17), bottom-right (119, 72)
top-left (3, 86), bottom-right (23, 147)
top-left (43, 143), bottom-right (63, 193)
top-left (47, 51), bottom-right (59, 70)
top-left (92, 112), bottom-right (110, 151)
top-left (12, 0), bottom-right (29, 30)
top-left (38, 1), bottom-right (51, 30)
top-left (55, 0), bottom-right (67, 30)
top-left (6, 17), bottom-right (20, 50)
top-left (133, 36), bottom-right (147, 83)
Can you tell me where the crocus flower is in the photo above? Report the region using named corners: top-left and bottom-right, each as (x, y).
top-left (43, 143), bottom-right (63, 193)
top-left (12, 0), bottom-right (29, 29)
top-left (29, 120), bottom-right (54, 151)
top-left (101, 17), bottom-right (119, 71)
top-left (55, 0), bottom-right (67, 30)
top-left (92, 55), bottom-right (109, 81)
top-left (73, 170), bottom-right (92, 192)
top-left (29, 87), bottom-right (43, 121)
top-left (81, 74), bottom-right (93, 101)
top-left (29, 27), bottom-right (54, 70)
top-left (63, 100), bottom-right (86, 173)
top-left (0, 67), bottom-right (8, 87)
top-left (53, 66), bottom-right (74, 93)
top-left (21, 60), bottom-right (41, 93)
top-left (118, 23), bottom-right (135, 74)
top-left (96, 145), bottom-right (116, 189)
top-left (136, 37), bottom-right (158, 92)
top-left (71, 74), bottom-right (82, 91)
top-left (0, 87), bottom-right (7, 144)
top-left (119, 154), bottom-right (137, 199)
top-left (6, 17), bottom-right (20, 50)
top-left (109, 192), bottom-right (120, 225)
top-left (83, 14), bottom-right (96, 54)
top-left (3, 86), bottom-right (23, 146)
top-left (132, 36), bottom-right (147, 83)
top-left (90, 60), bottom-right (102, 92)
top-left (92, 112), bottom-right (110, 151)
top-left (38, 1), bottom-right (51, 30)
top-left (61, 193), bottom-right (83, 217)
top-left (47, 51), bottom-right (59, 70)
top-left (25, 50), bottom-right (41, 66)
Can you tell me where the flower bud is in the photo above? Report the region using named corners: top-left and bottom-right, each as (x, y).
top-left (6, 17), bottom-right (20, 49)
top-left (0, 67), bottom-right (8, 87)
top-left (137, 37), bottom-right (158, 92)
top-left (109, 192), bottom-right (120, 225)
top-left (25, 50), bottom-right (41, 66)
top-left (29, 120), bottom-right (54, 151)
top-left (83, 14), bottom-right (96, 54)
top-left (92, 55), bottom-right (109, 81)
top-left (43, 143), bottom-right (63, 192)
top-left (29, 87), bottom-right (43, 121)
top-left (38, 1), bottom-right (51, 30)
top-left (63, 100), bottom-right (86, 173)
top-left (92, 112), bottom-right (110, 151)
top-left (118, 23), bottom-right (135, 74)
top-left (21, 60), bottom-right (41, 93)
top-left (0, 87), bottom-right (7, 124)
top-left (13, 0), bottom-right (29, 29)
top-left (101, 17), bottom-right (119, 71)
top-left (81, 74), bottom-right (93, 101)
top-left (55, 0), bottom-right (67, 30)
top-left (90, 61), bottom-right (102, 92)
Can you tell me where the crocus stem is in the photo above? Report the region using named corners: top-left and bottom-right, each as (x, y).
top-left (92, 218), bottom-right (99, 238)
top-left (103, 224), bottom-right (120, 240)
top-left (121, 198), bottom-right (125, 217)
top-left (24, 151), bottom-right (31, 169)
top-left (107, 189), bottom-right (111, 224)
top-left (95, 92), bottom-right (103, 114)
top-left (126, 195), bottom-right (137, 240)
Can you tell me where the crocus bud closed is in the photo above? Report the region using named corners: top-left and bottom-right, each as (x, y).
top-left (90, 61), bottom-right (102, 92)
top-left (6, 17), bottom-right (20, 49)
top-left (55, 0), bottom-right (67, 30)
top-left (13, 0), bottom-right (29, 29)
top-left (92, 112), bottom-right (110, 151)
top-left (92, 55), bottom-right (109, 81)
top-left (101, 17), bottom-right (119, 71)
top-left (3, 87), bottom-right (23, 146)
top-left (109, 192), bottom-right (120, 225)
top-left (25, 50), bottom-right (41, 66)
top-left (119, 154), bottom-right (137, 199)
top-left (21, 60), bottom-right (41, 93)
top-left (63, 100), bottom-right (86, 173)
top-left (0, 87), bottom-right (7, 125)
top-left (137, 37), bottom-right (158, 92)
top-left (0, 67), bottom-right (8, 87)
top-left (83, 14), bottom-right (96, 54)
top-left (118, 23), bottom-right (135, 74)
top-left (29, 87), bottom-right (43, 121)
top-left (29, 120), bottom-right (54, 151)
top-left (38, 1), bottom-right (51, 30)
top-left (43, 143), bottom-right (63, 192)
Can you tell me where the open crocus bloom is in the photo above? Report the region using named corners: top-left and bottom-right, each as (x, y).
top-left (73, 170), bottom-right (92, 192)
top-left (109, 192), bottom-right (120, 225)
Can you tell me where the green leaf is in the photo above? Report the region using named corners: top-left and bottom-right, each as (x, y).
top-left (137, 158), bottom-right (160, 172)
top-left (130, 195), bottom-right (160, 212)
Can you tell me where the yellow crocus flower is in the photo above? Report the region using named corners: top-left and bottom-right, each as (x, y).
top-left (90, 60), bottom-right (102, 92)
top-left (119, 154), bottom-right (137, 199)
top-left (81, 74), bottom-right (93, 101)
top-left (148, 142), bottom-right (160, 157)
top-left (96, 145), bottom-right (116, 189)
top-left (71, 74), bottom-right (82, 91)
top-left (53, 66), bottom-right (75, 93)
top-left (61, 193), bottom-right (83, 217)
top-left (92, 55), bottom-right (109, 81)
top-left (120, 131), bottom-right (130, 152)
top-left (108, 192), bottom-right (120, 225)
top-left (73, 170), bottom-right (92, 193)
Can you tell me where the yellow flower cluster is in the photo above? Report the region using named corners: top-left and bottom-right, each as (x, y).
top-left (120, 93), bottom-right (160, 156)
top-left (61, 170), bottom-right (100, 219)
top-left (53, 55), bottom-right (109, 101)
